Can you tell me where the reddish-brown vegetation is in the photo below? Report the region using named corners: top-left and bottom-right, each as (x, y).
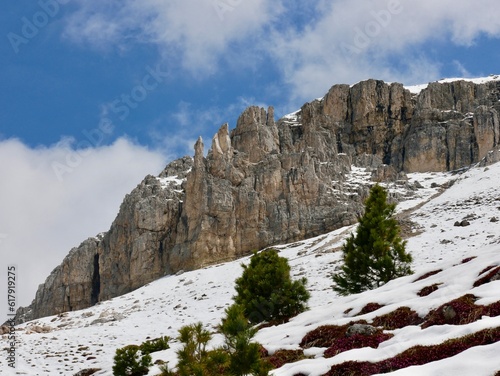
top-left (417, 284), bottom-right (440, 297)
top-left (357, 303), bottom-right (385, 316)
top-left (473, 266), bottom-right (500, 287)
top-left (413, 269), bottom-right (442, 282)
top-left (323, 327), bottom-right (500, 375)
top-left (300, 324), bottom-right (350, 348)
top-left (478, 265), bottom-right (496, 276)
top-left (422, 294), bottom-right (481, 328)
top-left (372, 307), bottom-right (423, 330)
top-left (484, 300), bottom-right (500, 317)
top-left (259, 344), bottom-right (269, 358)
top-left (324, 332), bottom-right (393, 358)
top-left (422, 295), bottom-right (500, 329)
top-left (266, 349), bottom-right (307, 368)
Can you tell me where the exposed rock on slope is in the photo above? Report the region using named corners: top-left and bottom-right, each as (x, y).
top-left (322, 79), bottom-right (500, 171)
top-left (18, 157), bottom-right (193, 321)
top-left (17, 78), bottom-right (500, 323)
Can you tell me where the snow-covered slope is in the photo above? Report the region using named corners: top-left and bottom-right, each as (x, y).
top-left (2, 163), bottom-right (500, 375)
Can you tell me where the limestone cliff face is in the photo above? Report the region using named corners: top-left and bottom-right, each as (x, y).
top-left (321, 79), bottom-right (500, 172)
top-left (404, 80), bottom-right (500, 171)
top-left (17, 78), bottom-right (500, 323)
top-left (24, 236), bottom-right (102, 320)
top-left (16, 157), bottom-right (193, 323)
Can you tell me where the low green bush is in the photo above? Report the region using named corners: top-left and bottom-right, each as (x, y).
top-left (112, 345), bottom-right (152, 376)
top-left (140, 336), bottom-right (170, 354)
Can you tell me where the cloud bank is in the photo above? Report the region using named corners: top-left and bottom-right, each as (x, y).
top-left (268, 0), bottom-right (500, 99)
top-left (0, 138), bottom-right (166, 321)
top-left (62, 0), bottom-right (500, 100)
top-left (63, 0), bottom-right (282, 75)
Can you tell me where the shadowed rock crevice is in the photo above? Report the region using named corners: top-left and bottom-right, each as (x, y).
top-left (90, 254), bottom-right (100, 306)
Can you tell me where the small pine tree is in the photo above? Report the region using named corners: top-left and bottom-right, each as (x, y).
top-left (219, 304), bottom-right (271, 376)
top-left (112, 345), bottom-right (152, 376)
top-left (333, 184), bottom-right (413, 295)
top-left (174, 322), bottom-right (229, 376)
top-left (234, 249), bottom-right (310, 324)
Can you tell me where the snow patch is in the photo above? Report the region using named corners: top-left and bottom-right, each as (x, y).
top-left (405, 75), bottom-right (500, 94)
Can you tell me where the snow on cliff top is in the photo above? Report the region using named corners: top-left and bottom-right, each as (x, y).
top-left (282, 75), bottom-right (500, 120)
top-left (406, 74), bottom-right (500, 94)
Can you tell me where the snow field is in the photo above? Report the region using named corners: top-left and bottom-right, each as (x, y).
top-left (2, 161), bottom-right (500, 375)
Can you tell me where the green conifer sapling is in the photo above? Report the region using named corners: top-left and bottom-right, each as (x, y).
top-left (333, 184), bottom-right (413, 295)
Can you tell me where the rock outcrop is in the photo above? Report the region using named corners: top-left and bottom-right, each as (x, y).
top-left (16, 157), bottom-right (193, 323)
top-left (16, 78), bottom-right (500, 323)
top-left (322, 79), bottom-right (500, 171)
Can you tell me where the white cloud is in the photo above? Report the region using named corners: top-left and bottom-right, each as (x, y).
top-left (61, 0), bottom-right (500, 103)
top-left (63, 0), bottom-right (283, 74)
top-left (0, 138), bottom-right (166, 321)
top-left (267, 0), bottom-right (500, 100)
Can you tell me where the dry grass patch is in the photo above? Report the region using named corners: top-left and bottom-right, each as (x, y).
top-left (372, 307), bottom-right (423, 330)
top-left (417, 283), bottom-right (440, 297)
top-left (266, 349), bottom-right (308, 368)
top-left (323, 327), bottom-right (500, 376)
top-left (356, 303), bottom-right (385, 316)
top-left (300, 324), bottom-right (351, 349)
top-left (413, 269), bottom-right (442, 282)
top-left (474, 266), bottom-right (500, 288)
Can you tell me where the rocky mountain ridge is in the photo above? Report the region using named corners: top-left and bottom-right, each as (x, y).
top-left (16, 77), bottom-right (500, 323)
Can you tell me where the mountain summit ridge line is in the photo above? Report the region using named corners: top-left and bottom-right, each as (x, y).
top-left (16, 77), bottom-right (500, 323)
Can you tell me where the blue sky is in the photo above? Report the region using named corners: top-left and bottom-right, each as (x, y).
top-left (1, 0), bottom-right (500, 319)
